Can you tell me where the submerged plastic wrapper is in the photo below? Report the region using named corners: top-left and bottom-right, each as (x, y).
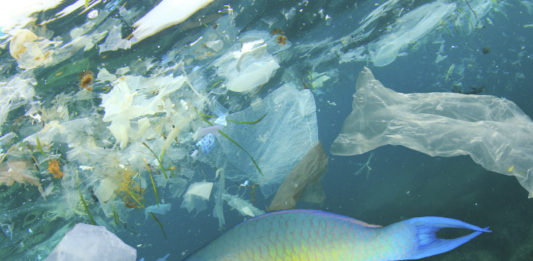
top-left (45, 223), bottom-right (136, 261)
top-left (181, 181), bottom-right (214, 213)
top-left (219, 84), bottom-right (318, 196)
top-left (268, 142), bottom-right (328, 211)
top-left (331, 67), bottom-right (533, 197)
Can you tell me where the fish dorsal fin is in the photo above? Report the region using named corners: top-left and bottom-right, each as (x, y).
top-left (350, 219), bottom-right (382, 228)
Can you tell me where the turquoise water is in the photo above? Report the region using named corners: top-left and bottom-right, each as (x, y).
top-left (1, 0), bottom-right (532, 260)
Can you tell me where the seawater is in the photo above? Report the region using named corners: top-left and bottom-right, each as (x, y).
top-left (0, 0), bottom-right (532, 260)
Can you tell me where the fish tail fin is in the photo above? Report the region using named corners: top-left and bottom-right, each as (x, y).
top-left (402, 216), bottom-right (491, 260)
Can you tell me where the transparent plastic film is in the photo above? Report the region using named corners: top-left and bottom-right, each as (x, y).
top-left (332, 67), bottom-right (533, 197)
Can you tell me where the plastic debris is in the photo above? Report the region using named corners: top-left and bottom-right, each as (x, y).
top-left (129, 0), bottom-right (215, 45)
top-left (0, 75), bottom-right (35, 132)
top-left (144, 203), bottom-right (171, 219)
top-left (0, 160), bottom-right (45, 198)
top-left (99, 24), bottom-right (130, 53)
top-left (0, 0), bottom-right (63, 33)
top-left (9, 29), bottom-right (54, 69)
top-left (194, 125), bottom-right (223, 141)
top-left (213, 31), bottom-right (280, 93)
top-left (100, 74), bottom-right (187, 148)
top-left (331, 67), bottom-right (533, 197)
top-left (219, 84), bottom-right (318, 196)
top-left (268, 142), bottom-right (327, 211)
top-left (222, 193), bottom-right (264, 217)
top-left (45, 223), bottom-right (136, 261)
top-left (368, 2), bottom-right (456, 66)
top-left (212, 99), bottom-right (229, 126)
top-left (181, 182), bottom-right (214, 213)
top-left (213, 168), bottom-right (226, 229)
top-left (196, 133), bottom-right (216, 154)
top-left (0, 1), bottom-right (518, 259)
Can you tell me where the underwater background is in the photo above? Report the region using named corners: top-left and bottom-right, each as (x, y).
top-left (1, 0), bottom-right (533, 260)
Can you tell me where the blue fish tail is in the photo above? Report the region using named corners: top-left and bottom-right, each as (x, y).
top-left (403, 216), bottom-right (491, 260)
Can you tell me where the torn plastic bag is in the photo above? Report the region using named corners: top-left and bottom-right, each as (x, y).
top-left (268, 142), bottom-right (328, 211)
top-left (218, 84), bottom-right (318, 196)
top-left (331, 67), bottom-right (533, 197)
top-left (45, 223), bottom-right (136, 261)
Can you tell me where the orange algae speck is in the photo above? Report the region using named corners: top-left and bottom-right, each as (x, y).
top-left (48, 159), bottom-right (63, 179)
top-left (276, 35), bottom-right (287, 45)
top-left (80, 70), bottom-right (94, 91)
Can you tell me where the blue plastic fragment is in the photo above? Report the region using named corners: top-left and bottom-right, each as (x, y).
top-left (196, 133), bottom-right (216, 154)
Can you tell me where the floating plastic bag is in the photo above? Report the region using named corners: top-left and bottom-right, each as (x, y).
top-left (331, 67), bottom-right (533, 197)
top-left (219, 84), bottom-right (318, 196)
top-left (45, 223), bottom-right (136, 261)
top-left (268, 142), bottom-right (328, 211)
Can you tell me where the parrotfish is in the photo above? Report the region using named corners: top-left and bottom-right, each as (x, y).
top-left (186, 209), bottom-right (490, 261)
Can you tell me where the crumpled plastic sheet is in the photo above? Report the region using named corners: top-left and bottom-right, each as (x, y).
top-left (331, 67), bottom-right (533, 197)
top-left (218, 84), bottom-right (318, 196)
